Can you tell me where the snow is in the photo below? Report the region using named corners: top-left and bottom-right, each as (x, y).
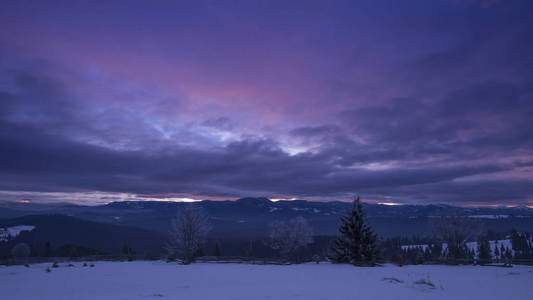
top-left (7, 225), bottom-right (35, 237)
top-left (1, 261), bottom-right (532, 299)
top-left (288, 207), bottom-right (322, 213)
top-left (468, 215), bottom-right (509, 219)
top-left (0, 225), bottom-right (35, 242)
top-left (402, 244), bottom-right (430, 251)
top-left (402, 239), bottom-right (514, 258)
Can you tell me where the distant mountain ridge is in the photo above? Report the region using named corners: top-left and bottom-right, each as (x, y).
top-left (103, 198), bottom-right (533, 218)
top-left (1, 198), bottom-right (532, 239)
top-left (3, 197), bottom-right (533, 217)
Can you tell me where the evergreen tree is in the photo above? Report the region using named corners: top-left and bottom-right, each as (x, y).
top-left (505, 248), bottom-right (513, 262)
top-left (477, 235), bottom-right (492, 264)
top-left (194, 246), bottom-right (205, 257)
top-left (430, 243), bottom-right (443, 262)
top-left (122, 243), bottom-right (130, 255)
top-left (510, 228), bottom-right (519, 250)
top-left (467, 246), bottom-right (475, 264)
top-left (431, 215), bottom-right (481, 264)
top-left (214, 242), bottom-right (221, 257)
top-left (330, 196), bottom-right (378, 266)
top-left (44, 241), bottom-right (51, 257)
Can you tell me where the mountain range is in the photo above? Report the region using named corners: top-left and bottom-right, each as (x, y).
top-left (1, 198), bottom-right (533, 256)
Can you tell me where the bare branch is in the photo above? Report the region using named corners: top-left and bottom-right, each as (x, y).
top-left (165, 204), bottom-right (211, 264)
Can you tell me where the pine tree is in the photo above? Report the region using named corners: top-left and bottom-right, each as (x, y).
top-left (430, 243), bottom-right (443, 261)
top-left (330, 196), bottom-right (378, 266)
top-left (122, 243), bottom-right (130, 255)
top-left (214, 242), bottom-right (221, 257)
top-left (510, 228), bottom-right (524, 258)
top-left (44, 241), bottom-right (51, 257)
top-left (505, 248), bottom-right (513, 262)
top-left (477, 235), bottom-right (492, 265)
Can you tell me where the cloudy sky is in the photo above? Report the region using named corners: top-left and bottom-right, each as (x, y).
top-left (0, 0), bottom-right (532, 206)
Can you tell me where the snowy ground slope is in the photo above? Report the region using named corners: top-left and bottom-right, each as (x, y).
top-left (0, 225), bottom-right (35, 242)
top-left (1, 262), bottom-right (532, 300)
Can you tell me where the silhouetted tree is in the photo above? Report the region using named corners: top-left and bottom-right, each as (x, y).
top-left (268, 216), bottom-right (314, 262)
top-left (431, 214), bottom-right (482, 264)
top-left (122, 243), bottom-right (135, 255)
top-left (44, 241), bottom-right (52, 257)
top-left (214, 242), bottom-right (221, 257)
top-left (330, 196), bottom-right (378, 266)
top-left (165, 205), bottom-right (211, 264)
top-left (477, 235), bottom-right (492, 264)
top-left (494, 242), bottom-right (500, 261)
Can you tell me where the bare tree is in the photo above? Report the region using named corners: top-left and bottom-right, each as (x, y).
top-left (166, 205), bottom-right (211, 264)
top-left (431, 214), bottom-right (482, 264)
top-left (268, 216), bottom-right (314, 262)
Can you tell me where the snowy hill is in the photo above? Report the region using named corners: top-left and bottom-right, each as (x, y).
top-left (0, 215), bottom-right (164, 255)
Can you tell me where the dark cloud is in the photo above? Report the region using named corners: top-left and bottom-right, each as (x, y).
top-left (202, 117), bottom-right (235, 130)
top-left (290, 125), bottom-right (340, 137)
top-left (0, 0), bottom-right (532, 205)
top-left (0, 117), bottom-right (511, 200)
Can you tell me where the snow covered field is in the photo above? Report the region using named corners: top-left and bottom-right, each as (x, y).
top-left (1, 261), bottom-right (532, 300)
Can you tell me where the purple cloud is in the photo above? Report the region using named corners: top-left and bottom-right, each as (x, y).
top-left (0, 0), bottom-right (532, 206)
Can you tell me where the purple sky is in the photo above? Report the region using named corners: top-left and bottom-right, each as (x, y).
top-left (1, 0), bottom-right (532, 206)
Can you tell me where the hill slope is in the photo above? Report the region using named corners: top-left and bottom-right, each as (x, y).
top-left (0, 214), bottom-right (164, 256)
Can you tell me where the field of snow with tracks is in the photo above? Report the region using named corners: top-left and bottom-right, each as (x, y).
top-left (1, 261), bottom-right (532, 300)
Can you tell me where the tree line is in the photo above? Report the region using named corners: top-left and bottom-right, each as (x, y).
top-left (165, 196), bottom-right (379, 265)
top-left (164, 196), bottom-right (533, 266)
top-left (4, 197), bottom-right (533, 267)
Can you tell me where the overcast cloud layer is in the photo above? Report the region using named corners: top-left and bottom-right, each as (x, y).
top-left (1, 0), bottom-right (532, 205)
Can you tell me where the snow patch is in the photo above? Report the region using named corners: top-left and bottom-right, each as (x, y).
top-left (291, 207), bottom-right (306, 211)
top-left (468, 215), bottom-right (509, 219)
top-left (0, 225), bottom-right (36, 242)
top-left (401, 239), bottom-right (514, 259)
